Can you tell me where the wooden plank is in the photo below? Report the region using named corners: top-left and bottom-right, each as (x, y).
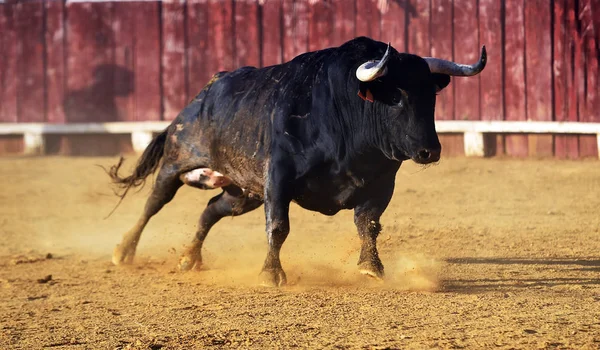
top-left (355, 0), bottom-right (381, 41)
top-left (430, 0), bottom-right (453, 121)
top-left (504, 0), bottom-right (528, 157)
top-left (45, 0), bottom-right (66, 124)
top-left (112, 2), bottom-right (136, 121)
top-left (478, 0), bottom-right (503, 155)
top-left (162, 0), bottom-right (188, 120)
top-left (525, 0), bottom-right (553, 157)
top-left (186, 0), bottom-right (210, 96)
top-left (566, 0), bottom-right (581, 157)
top-left (0, 136), bottom-right (24, 155)
top-left (583, 3), bottom-right (598, 123)
top-left (438, 134), bottom-right (464, 157)
top-left (65, 2), bottom-right (114, 123)
top-left (408, 0), bottom-right (429, 56)
top-left (283, 0), bottom-right (309, 62)
top-left (0, 6), bottom-right (20, 157)
top-left (282, 0), bottom-right (294, 62)
top-left (261, 0), bottom-right (283, 66)
top-left (308, 0), bottom-right (334, 51)
top-left (15, 1), bottom-right (46, 122)
top-left (380, 0), bottom-right (405, 52)
top-left (596, 0), bottom-right (600, 57)
top-left (207, 0), bottom-right (234, 72)
top-left (478, 0), bottom-right (503, 122)
top-left (235, 0), bottom-right (260, 67)
top-left (571, 0), bottom-right (590, 158)
top-left (0, 8), bottom-right (4, 122)
top-left (133, 3), bottom-right (161, 121)
top-left (591, 0), bottom-right (600, 120)
top-left (0, 4), bottom-right (18, 123)
top-left (45, 134), bottom-right (132, 156)
top-left (453, 0), bottom-right (479, 122)
top-left (579, 0), bottom-right (599, 157)
top-left (331, 0), bottom-right (355, 47)
top-left (554, 0), bottom-right (578, 158)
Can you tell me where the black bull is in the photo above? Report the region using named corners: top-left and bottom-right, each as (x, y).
top-left (108, 37), bottom-right (486, 287)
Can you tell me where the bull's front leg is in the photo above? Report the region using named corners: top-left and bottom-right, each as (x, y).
top-left (353, 171), bottom-right (396, 280)
top-left (354, 209), bottom-right (385, 279)
top-left (259, 161), bottom-right (292, 287)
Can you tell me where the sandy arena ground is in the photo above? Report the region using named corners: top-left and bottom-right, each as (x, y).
top-left (0, 156), bottom-right (599, 349)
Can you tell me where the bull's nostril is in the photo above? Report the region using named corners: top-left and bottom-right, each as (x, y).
top-left (418, 149), bottom-right (431, 160)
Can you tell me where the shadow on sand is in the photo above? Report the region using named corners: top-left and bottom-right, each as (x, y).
top-left (441, 257), bottom-right (600, 293)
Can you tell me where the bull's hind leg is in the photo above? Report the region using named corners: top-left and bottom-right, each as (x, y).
top-left (178, 186), bottom-right (262, 271)
top-left (113, 165), bottom-right (183, 265)
top-left (259, 161), bottom-right (293, 287)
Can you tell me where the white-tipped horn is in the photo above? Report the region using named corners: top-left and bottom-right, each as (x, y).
top-left (423, 45), bottom-right (487, 76)
top-left (356, 42), bottom-right (391, 82)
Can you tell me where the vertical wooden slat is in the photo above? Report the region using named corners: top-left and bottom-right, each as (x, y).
top-left (282, 0), bottom-right (294, 62)
top-left (186, 0), bottom-right (210, 95)
top-left (65, 2), bottom-right (114, 123)
top-left (380, 0), bottom-right (406, 52)
top-left (571, 1), bottom-right (589, 157)
top-left (554, 0), bottom-right (578, 158)
top-left (590, 0), bottom-right (600, 122)
top-left (235, 0), bottom-right (260, 67)
top-left (430, 0), bottom-right (453, 121)
top-left (579, 0), bottom-right (599, 158)
top-left (162, 0), bottom-right (188, 120)
top-left (525, 0), bottom-right (553, 157)
top-left (112, 2), bottom-right (135, 121)
top-left (112, 3), bottom-right (161, 123)
top-left (332, 0), bottom-right (355, 47)
top-left (208, 0), bottom-right (234, 73)
top-left (453, 0), bottom-right (479, 122)
top-left (283, 0), bottom-right (309, 62)
top-left (0, 5), bottom-right (18, 123)
top-left (16, 1), bottom-right (46, 122)
top-left (561, 0), bottom-right (581, 158)
top-left (355, 0), bottom-right (381, 41)
top-left (308, 0), bottom-right (334, 51)
top-left (45, 0), bottom-right (66, 124)
top-left (0, 4), bottom-right (19, 153)
top-left (553, 0), bottom-right (567, 158)
top-left (261, 0), bottom-right (282, 66)
top-left (478, 0), bottom-right (503, 121)
top-left (262, 0), bottom-right (283, 66)
top-left (479, 0), bottom-right (504, 154)
top-left (134, 3), bottom-right (162, 121)
top-left (504, 0), bottom-right (528, 157)
top-left (431, 0), bottom-right (461, 155)
top-left (407, 0), bottom-right (429, 56)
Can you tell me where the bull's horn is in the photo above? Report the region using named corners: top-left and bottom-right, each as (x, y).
top-left (356, 42), bottom-right (391, 82)
top-left (423, 45), bottom-right (487, 76)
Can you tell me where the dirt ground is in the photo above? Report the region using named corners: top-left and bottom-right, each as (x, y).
top-left (0, 156), bottom-right (599, 349)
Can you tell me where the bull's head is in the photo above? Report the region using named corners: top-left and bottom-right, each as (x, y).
top-left (355, 43), bottom-right (486, 164)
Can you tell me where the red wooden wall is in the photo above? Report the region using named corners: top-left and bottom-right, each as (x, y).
top-left (0, 0), bottom-right (599, 157)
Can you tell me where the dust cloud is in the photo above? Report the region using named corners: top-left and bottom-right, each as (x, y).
top-left (170, 229), bottom-right (441, 291)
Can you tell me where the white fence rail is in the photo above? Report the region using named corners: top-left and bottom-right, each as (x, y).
top-left (1, 121), bottom-right (600, 157)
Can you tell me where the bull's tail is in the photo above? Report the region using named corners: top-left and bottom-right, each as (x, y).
top-left (105, 129), bottom-right (168, 212)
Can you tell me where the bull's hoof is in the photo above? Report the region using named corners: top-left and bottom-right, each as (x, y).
top-left (178, 253), bottom-right (201, 272)
top-left (112, 244), bottom-right (135, 265)
top-left (258, 268), bottom-right (287, 287)
top-left (358, 260), bottom-right (384, 281)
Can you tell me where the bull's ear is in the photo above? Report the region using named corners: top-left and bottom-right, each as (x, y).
top-left (433, 73), bottom-right (451, 92)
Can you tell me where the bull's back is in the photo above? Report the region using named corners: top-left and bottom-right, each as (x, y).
top-left (198, 67), bottom-right (283, 194)
top-left (178, 50), bottom-right (335, 194)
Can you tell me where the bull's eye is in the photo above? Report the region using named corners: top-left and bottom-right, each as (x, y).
top-left (393, 88), bottom-right (406, 107)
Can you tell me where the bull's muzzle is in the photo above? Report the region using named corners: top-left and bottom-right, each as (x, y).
top-left (414, 148), bottom-right (441, 164)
